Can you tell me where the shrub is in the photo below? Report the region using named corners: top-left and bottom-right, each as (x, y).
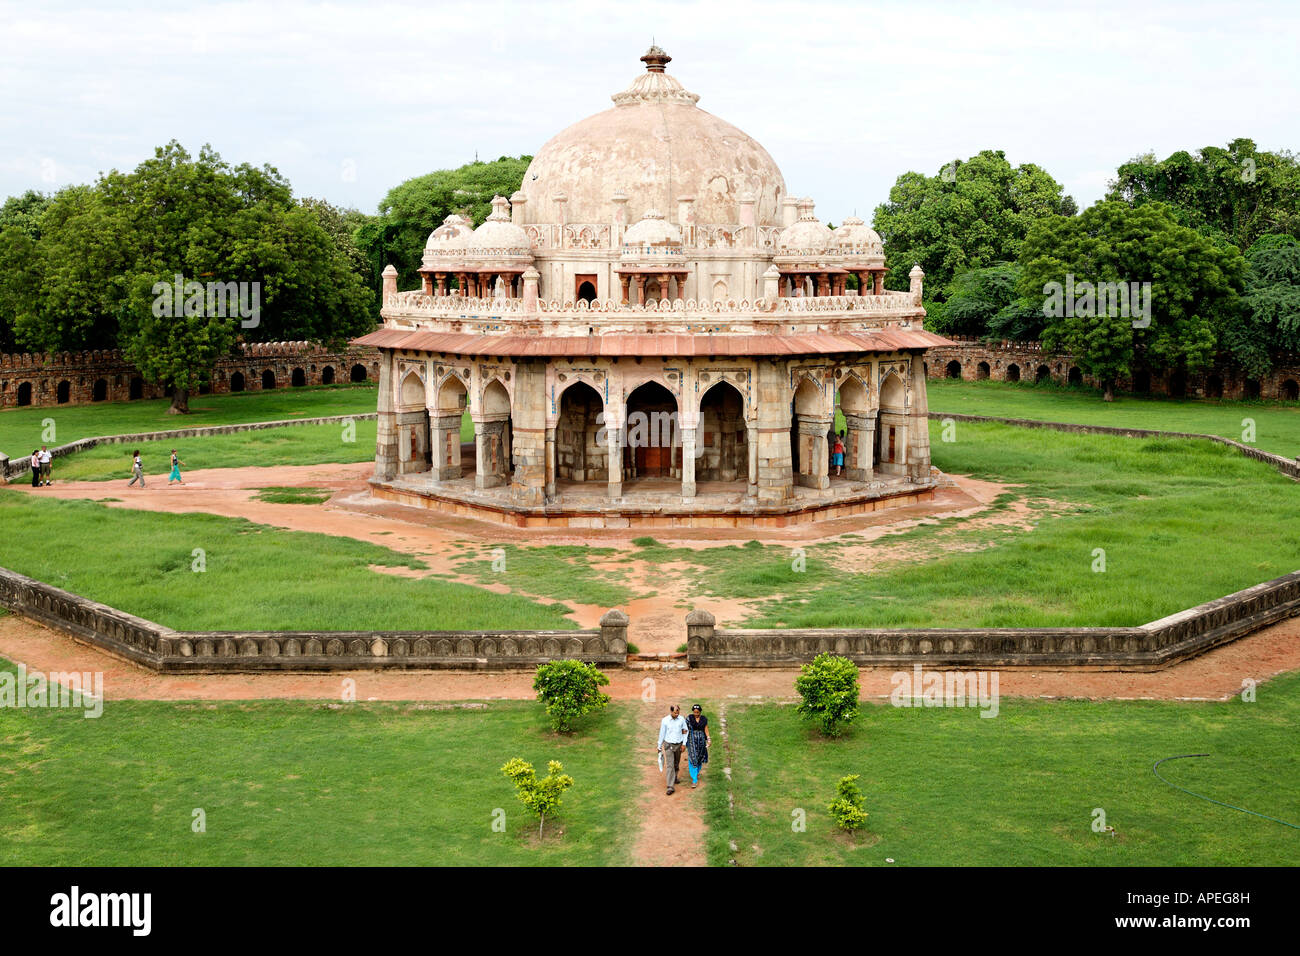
top-left (795, 652), bottom-right (861, 736)
top-left (501, 758), bottom-right (574, 837)
top-left (532, 660), bottom-right (611, 733)
top-left (828, 773), bottom-right (869, 831)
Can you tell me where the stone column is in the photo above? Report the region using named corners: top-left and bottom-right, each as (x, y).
top-left (436, 274), bottom-right (447, 296)
top-left (754, 362), bottom-right (794, 502)
top-left (544, 424), bottom-right (558, 499)
top-left (606, 417), bottom-right (622, 498)
top-left (659, 274), bottom-right (671, 303)
top-left (633, 275), bottom-right (646, 306)
top-left (874, 272), bottom-right (885, 296)
top-left (429, 412), bottom-right (463, 480)
top-left (843, 412), bottom-right (874, 482)
top-left (680, 415), bottom-right (698, 498)
top-left (374, 349), bottom-right (398, 481)
top-left (619, 274), bottom-right (631, 305)
top-left (421, 273), bottom-right (433, 295)
top-left (746, 423), bottom-right (758, 497)
top-left (907, 353), bottom-right (932, 481)
top-left (797, 416), bottom-right (832, 490)
top-left (474, 418), bottom-right (508, 490)
top-left (816, 273), bottom-right (831, 297)
top-left (509, 360), bottom-right (546, 506)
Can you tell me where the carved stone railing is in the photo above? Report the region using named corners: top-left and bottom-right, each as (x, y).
top-left (0, 565), bottom-right (630, 672)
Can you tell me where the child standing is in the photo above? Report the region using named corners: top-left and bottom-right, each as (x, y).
top-left (168, 449), bottom-right (185, 485)
top-left (832, 433), bottom-right (846, 477)
top-left (128, 450), bottom-right (145, 488)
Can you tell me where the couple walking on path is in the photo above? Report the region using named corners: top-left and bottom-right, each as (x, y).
top-left (656, 703), bottom-right (711, 795)
top-left (127, 449), bottom-right (186, 488)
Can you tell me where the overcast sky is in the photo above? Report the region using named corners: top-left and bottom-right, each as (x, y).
top-left (3, 0), bottom-right (1297, 225)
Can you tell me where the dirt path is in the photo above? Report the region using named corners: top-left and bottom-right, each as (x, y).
top-left (630, 703), bottom-right (709, 866)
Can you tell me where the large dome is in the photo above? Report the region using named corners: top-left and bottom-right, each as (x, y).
top-left (519, 46), bottom-right (787, 228)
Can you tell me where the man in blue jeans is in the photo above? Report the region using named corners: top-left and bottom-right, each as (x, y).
top-left (657, 703), bottom-right (689, 795)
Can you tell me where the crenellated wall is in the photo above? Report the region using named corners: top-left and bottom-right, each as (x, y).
top-left (0, 342), bottom-right (383, 409)
top-left (925, 336), bottom-right (1300, 401)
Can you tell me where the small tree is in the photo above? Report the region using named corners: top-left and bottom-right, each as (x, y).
top-left (795, 653), bottom-right (861, 737)
top-left (501, 758), bottom-right (574, 838)
top-left (533, 660), bottom-right (611, 733)
top-left (827, 773), bottom-right (869, 832)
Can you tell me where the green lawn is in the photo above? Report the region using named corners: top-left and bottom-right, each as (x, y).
top-left (0, 490), bottom-right (573, 631)
top-left (0, 675), bottom-right (638, 865)
top-left (928, 378), bottom-right (1300, 457)
top-left (709, 671), bottom-right (1300, 866)
top-left (0, 384), bottom-right (377, 458)
top-left (43, 420), bottom-right (377, 481)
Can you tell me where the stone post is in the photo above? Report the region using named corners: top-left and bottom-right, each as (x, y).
top-left (746, 424), bottom-right (758, 497)
top-left (762, 265), bottom-right (780, 303)
top-left (619, 274), bottom-right (631, 305)
top-left (544, 424), bottom-right (558, 499)
top-left (677, 195), bottom-right (695, 247)
top-left (599, 609), bottom-right (630, 655)
top-left (509, 190), bottom-right (527, 225)
top-left (420, 273), bottom-right (433, 295)
top-left (381, 264), bottom-right (398, 300)
top-left (909, 264), bottom-right (924, 306)
top-left (797, 416), bottom-right (832, 490)
top-left (633, 275), bottom-right (646, 306)
top-left (874, 271), bottom-right (885, 296)
top-left (429, 412), bottom-right (463, 480)
top-left (611, 190), bottom-right (629, 246)
top-left (685, 608), bottom-right (715, 662)
top-left (522, 267), bottom-right (540, 313)
top-left (781, 196), bottom-right (799, 227)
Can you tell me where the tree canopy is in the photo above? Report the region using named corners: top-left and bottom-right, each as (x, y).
top-left (352, 155), bottom-right (532, 291)
top-left (0, 141), bottom-right (375, 411)
top-left (1106, 139), bottom-right (1300, 251)
top-left (872, 150), bottom-right (1077, 298)
top-left (1018, 201), bottom-right (1246, 400)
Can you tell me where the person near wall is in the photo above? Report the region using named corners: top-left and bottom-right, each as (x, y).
top-left (38, 446), bottom-right (52, 485)
top-left (30, 450), bottom-right (40, 488)
top-left (832, 432), bottom-right (845, 477)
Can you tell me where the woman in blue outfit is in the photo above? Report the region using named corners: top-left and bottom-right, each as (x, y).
top-left (685, 703), bottom-right (711, 788)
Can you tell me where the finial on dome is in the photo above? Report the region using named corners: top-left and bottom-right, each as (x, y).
top-left (641, 44), bottom-right (671, 73)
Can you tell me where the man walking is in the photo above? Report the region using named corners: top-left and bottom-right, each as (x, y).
top-left (657, 703), bottom-right (689, 795)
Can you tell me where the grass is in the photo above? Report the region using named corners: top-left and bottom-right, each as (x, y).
top-left (455, 544), bottom-right (635, 608)
top-left (928, 377), bottom-right (1300, 457)
top-left (253, 487), bottom-right (335, 505)
top-left (35, 420), bottom-right (377, 481)
top-left (0, 490), bottom-right (573, 631)
top-left (708, 671), bottom-right (1300, 866)
top-left (0, 673), bottom-right (640, 865)
top-left (0, 383), bottom-right (378, 458)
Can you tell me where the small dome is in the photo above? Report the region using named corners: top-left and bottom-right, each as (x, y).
top-left (832, 216), bottom-right (883, 257)
top-left (777, 200), bottom-right (831, 254)
top-left (623, 209), bottom-right (682, 249)
top-left (425, 214), bottom-right (473, 250)
top-left (463, 196), bottom-right (532, 255)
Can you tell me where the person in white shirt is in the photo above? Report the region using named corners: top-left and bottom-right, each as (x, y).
top-left (38, 446), bottom-right (52, 485)
top-left (656, 704), bottom-right (689, 795)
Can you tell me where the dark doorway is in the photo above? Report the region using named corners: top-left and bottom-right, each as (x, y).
top-left (976, 361), bottom-right (990, 380)
top-left (92, 379), bottom-right (108, 402)
top-left (1067, 367), bottom-right (1083, 386)
top-left (350, 364), bottom-right (367, 383)
top-left (1243, 378), bottom-right (1261, 400)
top-left (291, 367), bottom-right (306, 387)
top-left (1283, 380), bottom-right (1299, 401)
top-left (129, 377), bottom-right (144, 399)
top-left (577, 281), bottom-right (597, 303)
top-left (262, 369), bottom-right (276, 390)
top-left (322, 366), bottom-right (335, 385)
top-left (230, 372), bottom-right (245, 393)
top-left (1205, 374), bottom-right (1223, 398)
top-left (1036, 365), bottom-right (1051, 383)
top-left (945, 360), bottom-right (961, 379)
top-left (625, 381), bottom-right (679, 479)
top-left (16, 382), bottom-right (32, 406)
top-left (1133, 369), bottom-right (1151, 394)
top-left (1006, 364), bottom-right (1020, 383)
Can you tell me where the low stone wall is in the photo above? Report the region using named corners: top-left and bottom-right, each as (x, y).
top-left (685, 569), bottom-right (1300, 669)
top-left (929, 412), bottom-right (1300, 480)
top-left (2, 413), bottom-right (378, 480)
top-left (0, 566), bottom-right (629, 671)
top-left (926, 336), bottom-right (1300, 401)
top-left (0, 342), bottom-right (381, 410)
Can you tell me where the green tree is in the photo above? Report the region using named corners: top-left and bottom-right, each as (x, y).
top-left (1221, 235), bottom-right (1300, 378)
top-left (532, 659), bottom-right (611, 733)
top-left (1019, 201), bottom-right (1246, 401)
top-left (501, 758), bottom-right (574, 837)
top-left (354, 155), bottom-right (531, 290)
top-left (794, 653), bottom-right (861, 737)
top-left (927, 262), bottom-right (1044, 340)
top-left (1107, 139), bottom-right (1300, 250)
top-left (6, 142), bottom-right (375, 412)
top-left (872, 150), bottom-right (1077, 298)
top-left (0, 190), bottom-right (51, 240)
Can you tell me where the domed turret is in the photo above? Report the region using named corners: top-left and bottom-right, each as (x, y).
top-left (463, 195), bottom-right (533, 256)
top-left (776, 198), bottom-right (832, 254)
